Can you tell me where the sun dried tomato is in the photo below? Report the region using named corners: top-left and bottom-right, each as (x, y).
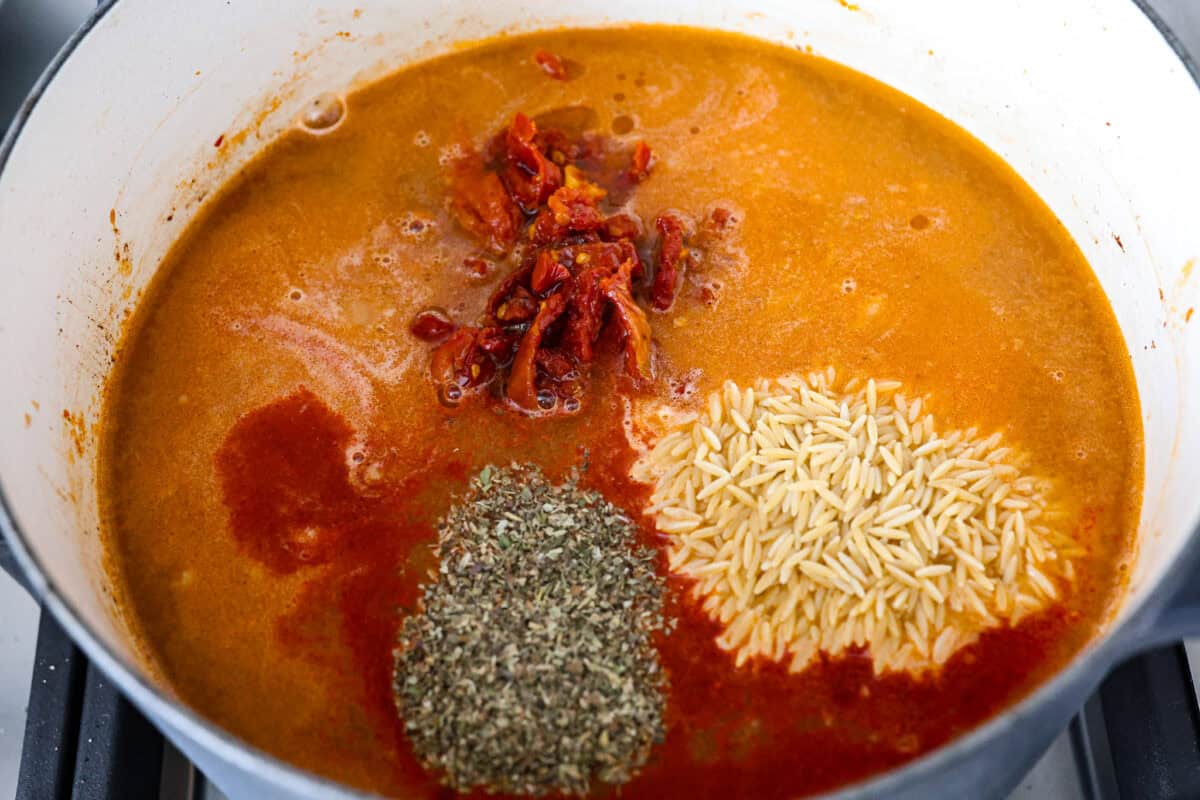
top-left (553, 240), bottom-right (641, 279)
top-left (493, 285), bottom-right (538, 323)
top-left (533, 48), bottom-right (568, 80)
top-left (429, 328), bottom-right (498, 403)
top-left (502, 113), bottom-right (563, 211)
top-left (461, 256), bottom-right (495, 278)
top-left (559, 265), bottom-right (608, 364)
top-left (475, 327), bottom-right (520, 366)
top-left (429, 325), bottom-right (524, 404)
top-left (508, 292), bottom-right (571, 411)
top-left (600, 262), bottom-right (653, 382)
top-left (549, 187), bottom-right (605, 227)
top-left (628, 140), bottom-right (653, 182)
top-left (537, 128), bottom-right (581, 166)
top-left (409, 309), bottom-right (456, 342)
top-left (620, 238), bottom-right (646, 280)
top-left (535, 348), bottom-right (578, 380)
top-left (651, 213), bottom-right (688, 311)
top-left (530, 185), bottom-right (606, 244)
top-left (422, 109), bottom-right (705, 416)
top-left (447, 150), bottom-right (522, 255)
top-left (534, 347), bottom-right (586, 412)
top-left (486, 264), bottom-right (533, 322)
top-left (530, 250), bottom-right (573, 295)
top-left (601, 213), bottom-right (641, 242)
top-left (708, 207), bottom-right (736, 232)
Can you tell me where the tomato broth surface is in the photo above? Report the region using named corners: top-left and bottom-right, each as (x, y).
top-left (100, 26), bottom-right (1142, 798)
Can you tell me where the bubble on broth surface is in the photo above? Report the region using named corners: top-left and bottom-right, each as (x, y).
top-left (438, 143), bottom-right (466, 166)
top-left (413, 130), bottom-right (431, 147)
top-left (438, 384), bottom-right (464, 407)
top-left (397, 212), bottom-right (436, 240)
top-left (299, 93), bottom-right (346, 132)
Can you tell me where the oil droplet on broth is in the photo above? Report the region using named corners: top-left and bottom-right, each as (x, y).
top-left (299, 93), bottom-right (346, 132)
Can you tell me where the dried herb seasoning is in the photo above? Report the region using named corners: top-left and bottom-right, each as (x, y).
top-left (393, 464), bottom-right (668, 796)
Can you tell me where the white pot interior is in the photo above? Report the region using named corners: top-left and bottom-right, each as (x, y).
top-left (1, 0), bottom-right (1198, 794)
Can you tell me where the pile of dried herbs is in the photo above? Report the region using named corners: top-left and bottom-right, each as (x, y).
top-left (393, 464), bottom-right (669, 796)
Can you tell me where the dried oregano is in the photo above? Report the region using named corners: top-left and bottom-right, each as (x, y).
top-left (393, 464), bottom-right (668, 796)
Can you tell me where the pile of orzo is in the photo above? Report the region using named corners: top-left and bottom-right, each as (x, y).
top-left (637, 370), bottom-right (1082, 673)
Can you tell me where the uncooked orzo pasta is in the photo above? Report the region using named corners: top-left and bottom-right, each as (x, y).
top-left (636, 370), bottom-right (1081, 674)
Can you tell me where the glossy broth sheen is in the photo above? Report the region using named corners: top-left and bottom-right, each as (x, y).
top-left (101, 27), bottom-right (1142, 798)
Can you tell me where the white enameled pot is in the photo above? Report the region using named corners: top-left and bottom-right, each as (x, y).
top-left (1, 1), bottom-right (1199, 798)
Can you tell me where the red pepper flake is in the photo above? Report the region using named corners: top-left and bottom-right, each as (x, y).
top-left (213, 134), bottom-right (225, 148)
top-left (533, 48), bottom-right (568, 81)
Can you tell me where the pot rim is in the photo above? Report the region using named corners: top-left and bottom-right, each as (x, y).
top-left (1, 1), bottom-right (1197, 798)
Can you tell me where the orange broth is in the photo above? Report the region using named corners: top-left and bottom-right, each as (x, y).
top-left (100, 26), bottom-right (1142, 798)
